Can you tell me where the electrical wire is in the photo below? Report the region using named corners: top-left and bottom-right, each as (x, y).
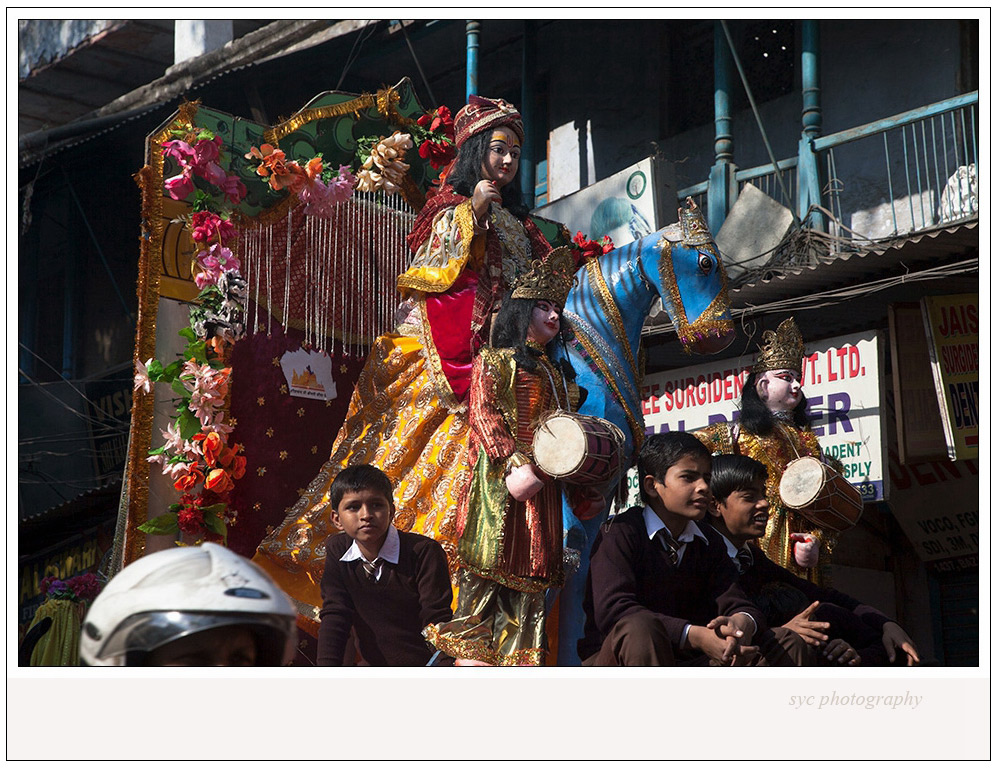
top-left (17, 368), bottom-right (128, 429)
top-left (642, 257), bottom-right (977, 338)
top-left (335, 20), bottom-right (378, 90)
top-left (18, 342), bottom-right (128, 422)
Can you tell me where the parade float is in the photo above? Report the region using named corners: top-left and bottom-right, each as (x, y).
top-left (120, 78), bottom-right (735, 663)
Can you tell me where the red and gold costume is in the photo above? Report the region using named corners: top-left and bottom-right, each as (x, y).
top-left (694, 420), bottom-right (840, 583)
top-left (424, 342), bottom-right (579, 665)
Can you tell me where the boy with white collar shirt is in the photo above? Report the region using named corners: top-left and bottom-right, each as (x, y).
top-left (317, 464), bottom-right (453, 666)
top-left (579, 432), bottom-right (810, 666)
top-left (707, 454), bottom-right (920, 666)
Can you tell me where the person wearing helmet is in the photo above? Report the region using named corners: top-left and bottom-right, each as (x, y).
top-left (80, 543), bottom-right (297, 666)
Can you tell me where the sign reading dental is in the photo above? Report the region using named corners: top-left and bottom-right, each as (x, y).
top-left (642, 330), bottom-right (886, 501)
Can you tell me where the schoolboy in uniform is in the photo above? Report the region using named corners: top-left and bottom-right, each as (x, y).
top-left (578, 432), bottom-right (809, 666)
top-left (317, 464), bottom-right (454, 666)
top-left (707, 454), bottom-right (920, 666)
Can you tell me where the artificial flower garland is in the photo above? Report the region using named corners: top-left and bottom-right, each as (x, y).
top-left (135, 103), bottom-right (456, 544)
top-left (137, 119), bottom-right (249, 545)
top-left (39, 573), bottom-right (101, 604)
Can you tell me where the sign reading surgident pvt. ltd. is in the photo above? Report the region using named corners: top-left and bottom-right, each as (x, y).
top-left (641, 330), bottom-right (887, 501)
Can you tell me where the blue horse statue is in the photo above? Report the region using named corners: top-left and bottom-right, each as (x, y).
top-left (551, 198), bottom-right (734, 664)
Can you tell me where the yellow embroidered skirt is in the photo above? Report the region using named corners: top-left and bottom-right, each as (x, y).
top-left (253, 331), bottom-right (470, 631)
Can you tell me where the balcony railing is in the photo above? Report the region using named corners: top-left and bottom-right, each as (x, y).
top-left (680, 91), bottom-right (979, 250)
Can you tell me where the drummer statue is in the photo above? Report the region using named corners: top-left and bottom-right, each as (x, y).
top-left (695, 317), bottom-right (845, 583)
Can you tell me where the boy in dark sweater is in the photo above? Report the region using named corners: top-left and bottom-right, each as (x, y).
top-left (579, 432), bottom-right (809, 666)
top-left (317, 464), bottom-right (454, 666)
top-left (707, 454), bottom-right (920, 666)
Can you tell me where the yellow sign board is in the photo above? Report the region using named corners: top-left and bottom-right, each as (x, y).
top-left (921, 293), bottom-right (979, 460)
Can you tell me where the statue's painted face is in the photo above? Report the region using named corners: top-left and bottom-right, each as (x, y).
top-left (481, 129), bottom-right (521, 188)
top-left (756, 368), bottom-right (803, 412)
top-left (527, 300), bottom-right (561, 346)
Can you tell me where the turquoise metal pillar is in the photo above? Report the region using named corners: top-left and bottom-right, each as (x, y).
top-left (708, 21), bottom-right (737, 234)
top-left (520, 21), bottom-right (537, 209)
top-left (797, 20), bottom-right (823, 226)
top-left (466, 20), bottom-right (480, 100)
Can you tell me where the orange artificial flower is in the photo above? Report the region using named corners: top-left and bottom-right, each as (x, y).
top-left (304, 156), bottom-right (323, 180)
top-left (229, 455), bottom-right (247, 480)
top-left (202, 431), bottom-right (223, 466)
top-left (174, 466), bottom-right (205, 492)
top-left (205, 468), bottom-right (235, 494)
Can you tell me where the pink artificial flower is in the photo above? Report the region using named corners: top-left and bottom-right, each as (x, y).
top-left (220, 175), bottom-right (247, 205)
top-left (162, 140), bottom-right (195, 166)
top-left (193, 136), bottom-right (222, 166)
top-left (203, 420), bottom-right (235, 437)
top-left (330, 165), bottom-right (358, 202)
top-left (164, 171), bottom-right (195, 201)
top-left (197, 161), bottom-right (228, 188)
top-left (164, 460), bottom-right (196, 481)
top-left (133, 358), bottom-right (154, 394)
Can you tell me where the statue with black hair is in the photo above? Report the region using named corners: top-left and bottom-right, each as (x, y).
top-left (253, 96), bottom-right (564, 618)
top-left (694, 318), bottom-right (845, 583)
top-left (425, 248), bottom-right (587, 666)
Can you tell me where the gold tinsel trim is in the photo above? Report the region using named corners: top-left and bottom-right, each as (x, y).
top-left (657, 238), bottom-right (733, 354)
top-left (423, 624), bottom-right (546, 666)
top-left (572, 327), bottom-right (645, 451)
top-left (459, 560), bottom-right (561, 593)
top-left (123, 105), bottom-right (203, 568)
top-left (585, 257), bottom-right (640, 379)
top-left (266, 86), bottom-right (413, 145)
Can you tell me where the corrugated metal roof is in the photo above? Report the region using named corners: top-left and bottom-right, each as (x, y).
top-left (20, 480), bottom-right (122, 527)
top-left (18, 20), bottom-right (274, 136)
top-left (643, 218), bottom-right (979, 339)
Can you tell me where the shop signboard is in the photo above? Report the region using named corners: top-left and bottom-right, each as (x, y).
top-left (887, 303), bottom-right (950, 464)
top-left (640, 329), bottom-right (887, 502)
top-left (921, 293), bottom-right (979, 461)
top-left (884, 392), bottom-right (979, 569)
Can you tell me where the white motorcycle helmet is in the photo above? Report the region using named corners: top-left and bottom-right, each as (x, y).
top-left (80, 543), bottom-right (297, 666)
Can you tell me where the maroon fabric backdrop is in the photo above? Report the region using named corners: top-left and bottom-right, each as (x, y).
top-left (224, 305), bottom-right (367, 558)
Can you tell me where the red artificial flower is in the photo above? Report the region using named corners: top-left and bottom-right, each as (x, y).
top-left (418, 106), bottom-right (455, 141)
top-left (571, 231), bottom-right (615, 263)
top-left (191, 212), bottom-right (236, 245)
top-left (419, 139), bottom-right (456, 170)
top-left (177, 505), bottom-right (206, 535)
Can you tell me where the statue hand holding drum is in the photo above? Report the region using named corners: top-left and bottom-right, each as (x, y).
top-left (695, 318), bottom-right (862, 581)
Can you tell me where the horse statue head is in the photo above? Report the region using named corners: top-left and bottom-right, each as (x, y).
top-left (550, 197), bottom-right (734, 663)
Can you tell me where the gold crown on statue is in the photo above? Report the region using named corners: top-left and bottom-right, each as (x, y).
top-left (752, 317), bottom-right (806, 374)
top-left (511, 246), bottom-right (575, 306)
top-left (679, 198), bottom-right (713, 247)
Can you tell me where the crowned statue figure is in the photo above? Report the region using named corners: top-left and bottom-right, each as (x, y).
top-left (425, 246), bottom-right (589, 665)
top-left (694, 318), bottom-right (845, 582)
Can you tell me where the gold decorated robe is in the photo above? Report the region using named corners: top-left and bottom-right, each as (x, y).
top-left (694, 420), bottom-right (842, 583)
top-left (425, 346), bottom-right (579, 665)
top-left (252, 200), bottom-right (544, 632)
